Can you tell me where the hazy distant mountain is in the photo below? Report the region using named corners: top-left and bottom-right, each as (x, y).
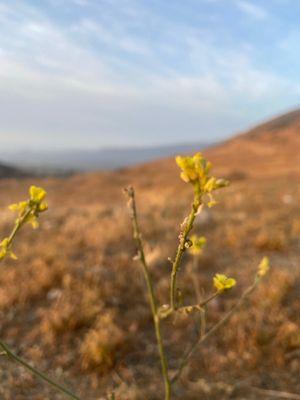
top-left (0, 143), bottom-right (210, 173)
top-left (1, 108), bottom-right (300, 178)
top-left (0, 162), bottom-right (27, 178)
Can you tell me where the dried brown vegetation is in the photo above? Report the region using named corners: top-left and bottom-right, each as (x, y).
top-left (0, 111), bottom-right (300, 399)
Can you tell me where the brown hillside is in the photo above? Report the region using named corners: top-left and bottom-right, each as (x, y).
top-left (133, 108), bottom-right (300, 183)
top-left (80, 107), bottom-right (300, 193)
top-left (58, 106), bottom-right (300, 208)
top-left (205, 108), bottom-right (300, 178)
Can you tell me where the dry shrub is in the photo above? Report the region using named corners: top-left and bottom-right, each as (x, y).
top-left (276, 322), bottom-right (300, 351)
top-left (255, 268), bottom-right (294, 308)
top-left (40, 278), bottom-right (102, 342)
top-left (254, 230), bottom-right (287, 251)
top-left (0, 258), bottom-right (65, 310)
top-left (80, 312), bottom-right (125, 372)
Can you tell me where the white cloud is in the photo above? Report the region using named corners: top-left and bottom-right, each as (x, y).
top-left (73, 18), bottom-right (151, 56)
top-left (236, 0), bottom-right (268, 20)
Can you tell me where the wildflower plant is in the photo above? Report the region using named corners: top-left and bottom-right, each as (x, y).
top-left (0, 186), bottom-right (81, 400)
top-left (125, 152), bottom-right (270, 400)
top-left (0, 186), bottom-right (47, 261)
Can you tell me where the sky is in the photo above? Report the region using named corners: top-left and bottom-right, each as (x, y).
top-left (0, 0), bottom-right (300, 150)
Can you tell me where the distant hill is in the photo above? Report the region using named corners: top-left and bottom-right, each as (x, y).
top-left (112, 107), bottom-right (300, 187)
top-left (1, 107), bottom-right (300, 178)
top-left (0, 162), bottom-right (27, 179)
top-left (205, 107), bottom-right (300, 178)
top-left (0, 143), bottom-right (211, 172)
top-left (244, 108), bottom-right (300, 139)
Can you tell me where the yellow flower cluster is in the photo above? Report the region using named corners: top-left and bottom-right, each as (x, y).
top-left (257, 256), bottom-right (270, 277)
top-left (176, 152), bottom-right (212, 183)
top-left (189, 235), bottom-right (206, 255)
top-left (175, 152), bottom-right (229, 207)
top-left (9, 185), bottom-right (48, 229)
top-left (213, 273), bottom-right (236, 292)
top-left (0, 186), bottom-right (47, 261)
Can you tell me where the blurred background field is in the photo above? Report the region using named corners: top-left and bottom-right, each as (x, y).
top-left (0, 111), bottom-right (299, 399)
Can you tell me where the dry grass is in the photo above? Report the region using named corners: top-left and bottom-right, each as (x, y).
top-left (0, 153), bottom-right (299, 399)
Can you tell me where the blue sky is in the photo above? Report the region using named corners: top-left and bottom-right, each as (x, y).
top-left (0, 0), bottom-right (300, 150)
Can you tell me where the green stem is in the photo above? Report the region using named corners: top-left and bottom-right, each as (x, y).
top-left (159, 291), bottom-right (219, 320)
top-left (125, 187), bottom-right (171, 400)
top-left (177, 291), bottom-right (219, 314)
top-left (6, 208), bottom-right (32, 249)
top-left (170, 183), bottom-right (201, 310)
top-left (0, 339), bottom-right (81, 400)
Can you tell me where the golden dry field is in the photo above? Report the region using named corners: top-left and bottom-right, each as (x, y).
top-left (0, 112), bottom-right (300, 399)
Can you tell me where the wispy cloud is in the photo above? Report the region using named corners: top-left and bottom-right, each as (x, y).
top-left (236, 0), bottom-right (268, 20)
top-left (0, 0), bottom-right (298, 149)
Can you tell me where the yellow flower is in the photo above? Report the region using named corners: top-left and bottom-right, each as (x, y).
top-left (176, 155), bottom-right (199, 183)
top-left (189, 235), bottom-right (206, 255)
top-left (38, 202), bottom-right (48, 212)
top-left (204, 177), bottom-right (229, 193)
top-left (257, 256), bottom-right (270, 277)
top-left (176, 153), bottom-right (211, 184)
top-left (207, 195), bottom-right (218, 208)
top-left (0, 238), bottom-right (17, 261)
top-left (29, 185), bottom-right (48, 218)
top-left (9, 186), bottom-right (48, 230)
top-left (175, 153), bottom-right (229, 209)
top-left (1, 185), bottom-right (48, 263)
top-left (9, 201), bottom-right (28, 215)
top-left (29, 186), bottom-right (47, 203)
top-left (213, 274), bottom-right (236, 292)
top-left (25, 213), bottom-right (39, 229)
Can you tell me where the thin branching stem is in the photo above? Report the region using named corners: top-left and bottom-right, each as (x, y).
top-left (171, 278), bottom-right (260, 383)
top-left (125, 187), bottom-right (171, 400)
top-left (177, 291), bottom-right (219, 313)
top-left (192, 256), bottom-right (206, 337)
top-left (170, 182), bottom-right (201, 310)
top-left (0, 339), bottom-right (81, 400)
top-left (191, 255), bottom-right (202, 303)
top-left (159, 291), bottom-right (219, 319)
top-left (3, 208), bottom-right (32, 255)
